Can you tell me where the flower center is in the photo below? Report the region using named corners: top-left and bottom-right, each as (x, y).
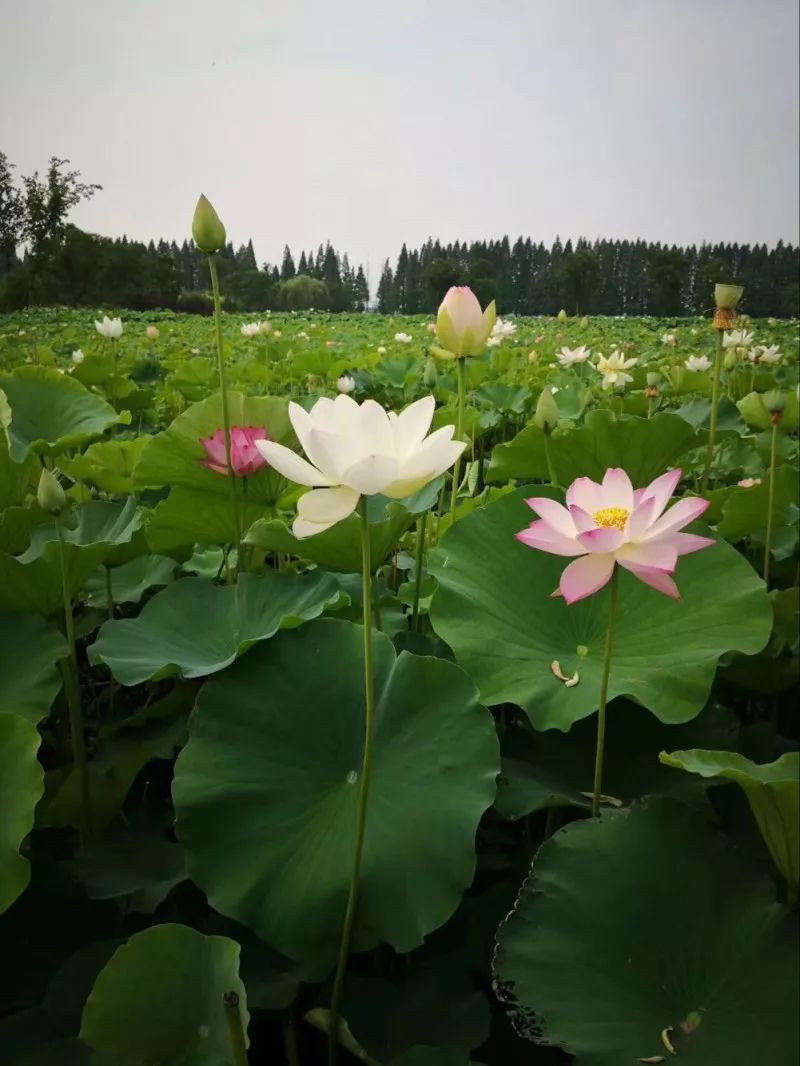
top-left (593, 506), bottom-right (629, 531)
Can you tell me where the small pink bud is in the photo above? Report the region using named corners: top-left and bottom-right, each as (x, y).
top-left (199, 426), bottom-right (269, 477)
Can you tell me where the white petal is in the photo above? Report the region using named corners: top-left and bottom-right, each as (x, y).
top-left (340, 453), bottom-right (399, 495)
top-left (357, 399), bottom-right (394, 456)
top-left (254, 440), bottom-right (334, 486)
top-left (389, 395), bottom-right (436, 459)
top-left (296, 485), bottom-right (360, 531)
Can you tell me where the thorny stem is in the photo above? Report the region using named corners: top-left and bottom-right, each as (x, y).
top-left (411, 510), bottom-right (429, 631)
top-left (449, 356), bottom-right (467, 523)
top-left (591, 568), bottom-right (618, 818)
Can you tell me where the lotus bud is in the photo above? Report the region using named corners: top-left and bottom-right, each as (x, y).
top-left (580, 316), bottom-right (589, 328)
top-left (534, 387), bottom-right (560, 434)
top-left (435, 286), bottom-right (496, 358)
top-left (713, 282), bottom-right (743, 330)
top-left (191, 194), bottom-right (226, 254)
top-left (37, 468), bottom-right (67, 515)
top-left (528, 350), bottom-right (539, 364)
top-left (646, 372), bottom-right (662, 388)
top-left (723, 348), bottom-right (739, 370)
top-left (423, 355), bottom-right (437, 386)
top-left (767, 317), bottom-right (777, 327)
top-left (146, 325), bottom-right (159, 340)
top-left (557, 308), bottom-right (568, 321)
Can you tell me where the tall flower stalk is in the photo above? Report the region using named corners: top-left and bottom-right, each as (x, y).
top-left (328, 498), bottom-right (376, 1065)
top-left (703, 282), bottom-right (744, 493)
top-left (192, 194), bottom-right (241, 571)
top-left (449, 356), bottom-right (467, 520)
top-left (591, 570), bottom-right (618, 816)
top-left (763, 413), bottom-right (780, 585)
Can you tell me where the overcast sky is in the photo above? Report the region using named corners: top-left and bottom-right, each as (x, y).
top-left (2, 0), bottom-right (798, 290)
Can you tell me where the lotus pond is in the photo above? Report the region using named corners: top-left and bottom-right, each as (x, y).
top-left (0, 299), bottom-right (798, 1066)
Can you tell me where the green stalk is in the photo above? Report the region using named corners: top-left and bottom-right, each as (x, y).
top-left (543, 432), bottom-right (557, 487)
top-left (207, 254), bottom-right (242, 573)
top-left (328, 497), bottom-right (376, 1066)
top-left (222, 992), bottom-right (249, 1066)
top-left (411, 510), bottom-right (428, 632)
top-left (763, 420), bottom-right (779, 585)
top-left (701, 328), bottom-right (725, 494)
top-left (55, 521), bottom-right (93, 840)
top-left (105, 566), bottom-right (116, 723)
top-left (591, 569), bottom-right (618, 818)
top-left (449, 356), bottom-right (467, 522)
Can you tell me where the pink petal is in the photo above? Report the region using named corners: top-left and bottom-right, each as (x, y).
top-left (639, 468), bottom-right (682, 520)
top-left (644, 496), bottom-right (710, 539)
top-left (199, 459), bottom-right (228, 476)
top-left (619, 560), bottom-right (681, 599)
top-left (669, 532), bottom-right (716, 556)
top-left (626, 495), bottom-right (657, 539)
top-left (577, 526), bottom-right (626, 553)
top-left (615, 539), bottom-right (678, 571)
top-left (524, 497), bottom-right (578, 538)
top-left (632, 488), bottom-right (647, 507)
top-left (569, 504), bottom-right (597, 534)
top-left (516, 522), bottom-right (585, 557)
top-left (566, 476), bottom-right (604, 514)
top-left (558, 553), bottom-right (615, 604)
top-left (199, 429), bottom-right (227, 466)
top-left (599, 467), bottom-right (634, 511)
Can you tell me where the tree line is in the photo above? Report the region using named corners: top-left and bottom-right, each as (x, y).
top-left (1, 153), bottom-right (797, 317)
top-left (376, 236), bottom-right (799, 319)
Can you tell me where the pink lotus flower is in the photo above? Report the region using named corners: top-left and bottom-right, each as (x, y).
top-left (515, 467), bottom-right (714, 604)
top-left (199, 426), bottom-right (269, 477)
top-left (738, 477), bottom-right (762, 488)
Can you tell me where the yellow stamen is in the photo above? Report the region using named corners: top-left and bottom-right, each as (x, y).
top-left (593, 506), bottom-right (630, 531)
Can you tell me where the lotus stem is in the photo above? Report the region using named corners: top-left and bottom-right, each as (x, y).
top-left (411, 510), bottom-right (428, 631)
top-left (591, 568), bottom-right (618, 818)
top-left (328, 497), bottom-right (377, 1066)
top-left (284, 1015), bottom-right (301, 1066)
top-left (222, 992), bottom-right (249, 1066)
top-left (701, 328), bottom-right (725, 494)
top-left (449, 356), bottom-right (467, 522)
top-left (763, 420), bottom-right (779, 585)
top-left (105, 566), bottom-right (116, 723)
top-left (207, 254), bottom-right (242, 575)
top-left (55, 520), bottom-right (93, 841)
top-left (543, 432), bottom-right (557, 487)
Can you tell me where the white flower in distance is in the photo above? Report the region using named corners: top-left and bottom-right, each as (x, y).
top-left (661, 333), bottom-right (677, 346)
top-left (557, 345), bottom-right (591, 367)
top-left (95, 316), bottom-right (123, 339)
top-left (491, 317), bottom-right (517, 339)
top-left (394, 332), bottom-right (413, 344)
top-left (377, 346), bottom-right (387, 354)
top-left (750, 345), bottom-right (782, 365)
top-left (337, 375), bottom-right (355, 394)
top-left (486, 336), bottom-right (502, 347)
top-left (723, 329), bottom-right (754, 349)
top-left (241, 322), bottom-right (262, 337)
top-left (595, 350), bottom-right (637, 390)
top-left (71, 349), bottom-right (85, 364)
top-left (255, 395), bottom-right (465, 538)
top-left (684, 354), bottom-right (712, 371)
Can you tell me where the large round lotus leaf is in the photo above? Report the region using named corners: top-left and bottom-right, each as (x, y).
top-left (0, 610), bottom-right (66, 723)
top-left (145, 486), bottom-right (270, 553)
top-left (0, 439), bottom-right (38, 508)
top-left (82, 554), bottom-right (176, 608)
top-left (173, 619), bottom-right (499, 962)
top-left (0, 366), bottom-right (119, 461)
top-left (496, 702), bottom-right (739, 818)
top-left (487, 411), bottom-right (704, 486)
top-left (0, 713), bottom-right (44, 914)
top-left (493, 799), bottom-right (799, 1065)
top-left (717, 465), bottom-right (798, 542)
top-left (245, 479), bottom-right (443, 573)
top-left (80, 924), bottom-right (248, 1065)
top-left (89, 569), bottom-right (345, 684)
top-left (659, 749), bottom-right (799, 895)
top-left (60, 437), bottom-right (148, 495)
top-left (0, 499), bottom-right (142, 616)
top-left (134, 391), bottom-right (291, 505)
top-left (429, 489), bottom-right (772, 730)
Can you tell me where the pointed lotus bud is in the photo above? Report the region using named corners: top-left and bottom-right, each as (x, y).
top-left (723, 348), bottom-right (739, 370)
top-left (192, 194), bottom-right (226, 254)
top-left (534, 387), bottom-right (560, 434)
top-left (580, 315), bottom-right (589, 328)
top-left (37, 468), bottom-right (67, 515)
top-left (557, 308), bottom-right (568, 322)
top-left (435, 286), bottom-right (496, 357)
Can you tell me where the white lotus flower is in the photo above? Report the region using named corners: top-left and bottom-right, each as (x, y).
top-left (337, 375), bottom-right (355, 394)
top-left (297, 331), bottom-right (309, 340)
top-left (595, 350), bottom-right (637, 390)
top-left (71, 349), bottom-right (85, 365)
top-left (486, 336), bottom-right (502, 347)
top-left (557, 345), bottom-right (591, 367)
top-left (377, 346), bottom-right (387, 354)
top-left (95, 316), bottom-right (123, 339)
top-left (491, 317), bottom-right (517, 339)
top-left (661, 333), bottom-right (677, 346)
top-left (241, 322), bottom-right (262, 337)
top-left (394, 332), bottom-right (413, 344)
top-left (255, 395), bottom-right (465, 538)
top-left (750, 345), bottom-right (782, 365)
top-left (723, 329), bottom-right (754, 349)
top-left (684, 354), bottom-right (712, 372)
